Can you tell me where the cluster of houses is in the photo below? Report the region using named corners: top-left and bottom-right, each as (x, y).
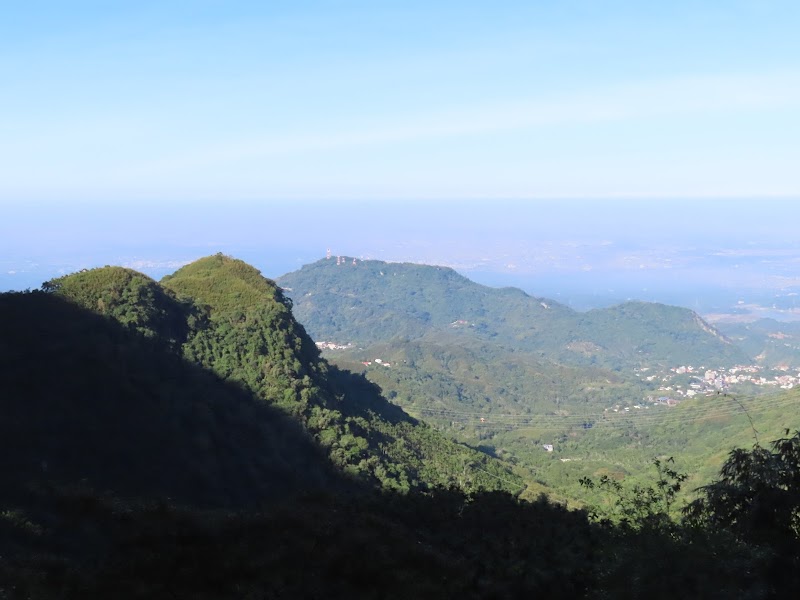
top-left (639, 363), bottom-right (800, 396)
top-left (361, 358), bottom-right (392, 368)
top-left (449, 319), bottom-right (471, 328)
top-left (617, 363), bottom-right (800, 412)
top-left (314, 340), bottom-right (392, 367)
top-left (315, 341), bottom-right (353, 351)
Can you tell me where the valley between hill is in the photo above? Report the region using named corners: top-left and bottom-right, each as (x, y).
top-left (278, 256), bottom-right (800, 505)
top-left (3, 254), bottom-right (800, 597)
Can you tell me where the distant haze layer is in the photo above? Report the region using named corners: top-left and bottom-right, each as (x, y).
top-left (3, 199), bottom-right (799, 318)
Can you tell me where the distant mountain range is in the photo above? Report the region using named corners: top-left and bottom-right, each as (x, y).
top-left (278, 257), bottom-right (749, 371)
top-left (277, 256), bottom-right (800, 509)
top-left (277, 256), bottom-right (752, 437)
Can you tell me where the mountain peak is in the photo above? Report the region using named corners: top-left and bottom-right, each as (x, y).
top-left (279, 257), bottom-right (750, 369)
top-left (44, 266), bottom-right (187, 342)
top-left (162, 253), bottom-right (286, 313)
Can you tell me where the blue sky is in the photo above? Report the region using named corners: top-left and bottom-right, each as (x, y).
top-left (3, 2), bottom-right (800, 307)
top-left (1, 1), bottom-right (799, 202)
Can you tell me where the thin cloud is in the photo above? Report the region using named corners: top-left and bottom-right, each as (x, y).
top-left (133, 69), bottom-right (800, 173)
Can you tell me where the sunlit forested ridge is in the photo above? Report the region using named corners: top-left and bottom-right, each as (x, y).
top-left (278, 256), bottom-right (748, 370)
top-left (30, 254), bottom-right (520, 494)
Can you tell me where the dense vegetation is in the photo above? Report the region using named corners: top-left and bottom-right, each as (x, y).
top-left (33, 256), bottom-right (521, 494)
top-left (278, 256), bottom-right (770, 504)
top-left (43, 267), bottom-right (193, 349)
top-left (0, 289), bottom-right (343, 508)
top-left (4, 433), bottom-right (799, 597)
top-left (2, 254), bottom-right (800, 597)
top-left (489, 388), bottom-right (800, 507)
top-left (718, 318), bottom-right (800, 368)
top-left (333, 336), bottom-right (644, 435)
top-left (278, 257), bottom-right (749, 370)
top-left (159, 254), bottom-right (520, 492)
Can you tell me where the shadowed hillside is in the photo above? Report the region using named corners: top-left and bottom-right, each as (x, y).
top-left (1, 259), bottom-right (798, 598)
top-left (17, 255), bottom-right (520, 495)
top-left (161, 254), bottom-right (521, 492)
top-left (0, 290), bottom-right (339, 508)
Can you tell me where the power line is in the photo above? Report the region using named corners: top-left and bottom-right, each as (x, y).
top-left (416, 393), bottom-right (797, 420)
top-left (470, 464), bottom-right (527, 491)
top-left (404, 392), bottom-right (800, 432)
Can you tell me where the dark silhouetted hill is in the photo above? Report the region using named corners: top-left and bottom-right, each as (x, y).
top-left (2, 255), bottom-right (520, 500)
top-left (0, 290), bottom-right (338, 509)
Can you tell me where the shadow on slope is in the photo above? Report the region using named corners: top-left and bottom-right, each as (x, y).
top-left (162, 254), bottom-right (523, 493)
top-left (0, 291), bottom-right (344, 510)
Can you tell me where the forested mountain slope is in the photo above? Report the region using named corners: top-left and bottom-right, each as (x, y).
top-left (278, 257), bottom-right (749, 370)
top-left (9, 255), bottom-right (520, 498)
top-left (717, 318), bottom-right (800, 368)
top-left (490, 386), bottom-right (800, 507)
top-left (161, 255), bottom-right (520, 492)
top-left (333, 335), bottom-right (644, 431)
top-left (277, 256), bottom-right (775, 508)
top-left (0, 289), bottom-right (338, 508)
top-left (278, 256), bottom-right (572, 347)
top-left (3, 258), bottom-right (799, 598)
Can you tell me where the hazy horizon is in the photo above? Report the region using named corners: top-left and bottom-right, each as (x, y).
top-left (3, 3), bottom-right (799, 317)
top-left (4, 198), bottom-right (800, 321)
